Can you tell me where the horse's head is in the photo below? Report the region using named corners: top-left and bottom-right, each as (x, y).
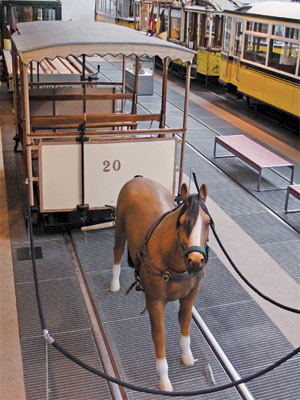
top-left (176, 183), bottom-right (211, 275)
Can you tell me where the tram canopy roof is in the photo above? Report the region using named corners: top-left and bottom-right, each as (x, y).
top-left (230, 1), bottom-right (300, 21)
top-left (12, 21), bottom-right (196, 65)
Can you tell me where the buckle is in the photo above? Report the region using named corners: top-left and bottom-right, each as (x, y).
top-left (162, 271), bottom-right (171, 281)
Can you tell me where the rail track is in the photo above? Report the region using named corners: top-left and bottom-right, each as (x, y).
top-left (62, 228), bottom-right (254, 400)
top-left (2, 55), bottom-right (299, 399)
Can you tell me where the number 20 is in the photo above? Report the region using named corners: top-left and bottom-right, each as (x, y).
top-left (103, 160), bottom-right (121, 172)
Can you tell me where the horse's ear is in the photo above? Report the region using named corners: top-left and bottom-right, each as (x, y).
top-left (180, 183), bottom-right (189, 201)
top-left (198, 183), bottom-right (208, 202)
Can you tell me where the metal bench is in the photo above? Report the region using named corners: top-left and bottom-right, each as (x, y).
top-left (284, 185), bottom-right (300, 213)
top-left (213, 135), bottom-right (295, 191)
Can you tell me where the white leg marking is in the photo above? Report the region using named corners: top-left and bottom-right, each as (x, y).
top-left (180, 335), bottom-right (195, 366)
top-left (109, 263), bottom-right (120, 292)
top-left (156, 358), bottom-right (173, 392)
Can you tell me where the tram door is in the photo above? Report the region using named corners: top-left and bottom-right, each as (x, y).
top-left (185, 11), bottom-right (199, 50)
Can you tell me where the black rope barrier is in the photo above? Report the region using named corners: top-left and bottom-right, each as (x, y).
top-left (192, 170), bottom-right (300, 315)
top-left (53, 340), bottom-right (299, 397)
top-left (24, 180), bottom-right (300, 397)
top-left (210, 223), bottom-right (300, 314)
top-left (25, 179), bottom-right (47, 331)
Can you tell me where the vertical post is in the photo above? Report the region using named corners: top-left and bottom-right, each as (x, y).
top-left (159, 57), bottom-right (169, 129)
top-left (206, 12), bottom-right (213, 87)
top-left (76, 115), bottom-right (89, 224)
top-left (30, 61), bottom-right (33, 83)
top-left (131, 55), bottom-right (139, 115)
top-left (11, 42), bottom-right (19, 132)
top-left (37, 62), bottom-right (40, 83)
top-left (21, 62), bottom-right (34, 206)
top-left (81, 54), bottom-right (86, 81)
top-left (82, 54), bottom-right (86, 113)
top-left (122, 55), bottom-right (126, 113)
top-left (178, 62), bottom-right (191, 192)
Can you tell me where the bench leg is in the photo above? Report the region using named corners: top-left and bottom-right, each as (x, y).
top-left (284, 187), bottom-right (290, 212)
top-left (213, 140), bottom-right (217, 157)
top-left (257, 169), bottom-right (262, 192)
top-left (290, 165), bottom-right (295, 185)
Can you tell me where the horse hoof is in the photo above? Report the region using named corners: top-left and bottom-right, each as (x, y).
top-left (109, 282), bottom-right (120, 292)
top-left (181, 353), bottom-right (195, 366)
top-left (159, 379), bottom-right (173, 392)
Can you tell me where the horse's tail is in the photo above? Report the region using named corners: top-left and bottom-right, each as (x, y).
top-left (127, 249), bottom-right (134, 268)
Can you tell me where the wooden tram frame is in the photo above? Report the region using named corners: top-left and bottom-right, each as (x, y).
top-left (11, 20), bottom-right (196, 227)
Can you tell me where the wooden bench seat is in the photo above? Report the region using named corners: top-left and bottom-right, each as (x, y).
top-left (30, 113), bottom-right (160, 131)
top-left (284, 185), bottom-right (300, 213)
top-left (214, 135), bottom-right (294, 191)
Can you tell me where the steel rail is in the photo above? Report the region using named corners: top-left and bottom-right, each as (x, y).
top-left (64, 231), bottom-right (127, 400)
top-left (67, 222), bottom-right (255, 398)
top-left (192, 306), bottom-right (255, 400)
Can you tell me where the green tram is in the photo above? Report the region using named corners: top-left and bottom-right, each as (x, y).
top-left (0, 0), bottom-right (62, 50)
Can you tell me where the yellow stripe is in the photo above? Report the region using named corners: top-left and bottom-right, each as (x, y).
top-left (229, 60), bottom-right (300, 89)
top-left (163, 76), bottom-right (300, 163)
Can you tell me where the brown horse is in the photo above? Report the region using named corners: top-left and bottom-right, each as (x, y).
top-left (110, 177), bottom-right (210, 391)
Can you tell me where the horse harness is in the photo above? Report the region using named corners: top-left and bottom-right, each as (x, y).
top-left (127, 200), bottom-right (211, 294)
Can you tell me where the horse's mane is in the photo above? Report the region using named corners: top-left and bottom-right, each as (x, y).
top-left (179, 194), bottom-right (209, 237)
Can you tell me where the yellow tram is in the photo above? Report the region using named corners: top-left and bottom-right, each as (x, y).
top-left (95, 0), bottom-right (242, 78)
top-left (11, 20), bottom-right (195, 228)
top-left (219, 1), bottom-right (300, 118)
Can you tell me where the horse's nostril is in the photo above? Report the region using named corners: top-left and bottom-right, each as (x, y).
top-left (188, 253), bottom-right (204, 266)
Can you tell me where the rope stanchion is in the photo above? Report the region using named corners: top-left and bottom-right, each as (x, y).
top-left (24, 179), bottom-right (300, 396)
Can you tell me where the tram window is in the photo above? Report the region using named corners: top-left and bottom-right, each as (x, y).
top-left (14, 6), bottom-right (23, 22)
top-left (3, 5), bottom-right (8, 25)
top-left (44, 8), bottom-right (56, 20)
top-left (24, 6), bottom-right (33, 22)
top-left (272, 24), bottom-right (299, 40)
top-left (234, 21), bottom-right (243, 55)
top-left (170, 9), bottom-right (181, 41)
top-left (246, 21), bottom-right (268, 34)
top-left (140, 3), bottom-right (149, 30)
top-left (244, 34), bottom-right (267, 65)
top-left (213, 15), bottom-right (222, 48)
top-left (223, 16), bottom-right (231, 51)
top-left (188, 12), bottom-right (198, 49)
top-left (103, 0), bottom-right (115, 16)
top-left (34, 8), bottom-right (43, 21)
top-left (119, 0), bottom-right (125, 18)
top-left (268, 40), bottom-right (297, 75)
top-left (129, 0), bottom-right (134, 17)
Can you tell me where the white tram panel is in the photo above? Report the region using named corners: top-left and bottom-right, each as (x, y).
top-left (39, 138), bottom-right (177, 212)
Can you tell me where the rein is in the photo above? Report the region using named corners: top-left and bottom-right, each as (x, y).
top-left (128, 200), bottom-right (210, 293)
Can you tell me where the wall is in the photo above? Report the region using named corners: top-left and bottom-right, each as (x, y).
top-left (61, 0), bottom-right (95, 21)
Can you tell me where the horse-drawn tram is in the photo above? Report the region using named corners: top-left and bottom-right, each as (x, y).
top-left (11, 20), bottom-right (197, 229)
top-left (2, 18), bottom-right (299, 400)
